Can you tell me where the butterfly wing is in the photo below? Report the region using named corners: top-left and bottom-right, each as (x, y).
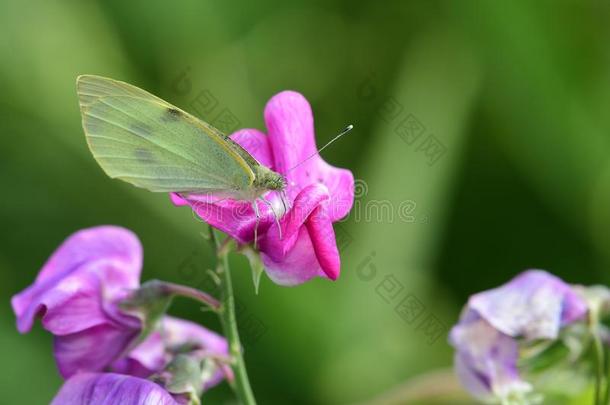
top-left (77, 75), bottom-right (255, 194)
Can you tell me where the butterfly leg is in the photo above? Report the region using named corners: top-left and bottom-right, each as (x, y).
top-left (279, 190), bottom-right (289, 214)
top-left (261, 196), bottom-right (282, 240)
top-left (252, 200), bottom-right (260, 249)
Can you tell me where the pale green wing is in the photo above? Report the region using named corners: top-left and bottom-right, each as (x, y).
top-left (77, 75), bottom-right (255, 194)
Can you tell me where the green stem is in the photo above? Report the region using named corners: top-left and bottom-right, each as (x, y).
top-left (160, 281), bottom-right (221, 311)
top-left (594, 335), bottom-right (604, 405)
top-left (602, 343), bottom-right (610, 405)
top-left (590, 313), bottom-right (605, 405)
top-left (210, 228), bottom-right (257, 405)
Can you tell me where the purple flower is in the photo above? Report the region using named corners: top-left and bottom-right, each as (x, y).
top-left (172, 91), bottom-right (354, 285)
top-left (111, 316), bottom-right (231, 390)
top-left (11, 226), bottom-right (143, 378)
top-left (449, 270), bottom-right (588, 402)
top-left (11, 225), bottom-right (232, 395)
top-left (51, 373), bottom-right (182, 405)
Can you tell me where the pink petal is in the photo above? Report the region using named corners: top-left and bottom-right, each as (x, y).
top-left (51, 373), bottom-right (179, 405)
top-left (36, 226), bottom-right (141, 285)
top-left (161, 317), bottom-right (228, 355)
top-left (259, 184), bottom-right (329, 263)
top-left (11, 226), bottom-right (142, 334)
top-left (306, 164), bottom-right (354, 221)
top-left (169, 193), bottom-right (188, 206)
top-left (306, 206), bottom-right (340, 280)
top-left (468, 270), bottom-right (588, 340)
top-left (38, 275), bottom-right (108, 335)
top-left (450, 315), bottom-right (528, 401)
top-left (261, 227), bottom-right (326, 286)
top-left (258, 184), bottom-right (339, 285)
top-left (111, 330), bottom-right (166, 377)
top-left (264, 91), bottom-right (354, 220)
top-left (184, 197), bottom-right (275, 244)
top-left (162, 316), bottom-right (230, 389)
top-left (112, 316), bottom-right (230, 389)
top-left (264, 91), bottom-right (316, 176)
top-left (230, 128), bottom-right (275, 168)
top-left (108, 357), bottom-right (157, 379)
top-left (54, 323), bottom-right (140, 378)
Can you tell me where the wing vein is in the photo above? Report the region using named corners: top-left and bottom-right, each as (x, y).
top-left (85, 109), bottom-right (213, 175)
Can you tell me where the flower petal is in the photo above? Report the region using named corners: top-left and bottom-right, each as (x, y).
top-left (113, 316), bottom-right (230, 389)
top-left (260, 184), bottom-right (329, 263)
top-left (112, 328), bottom-right (166, 377)
top-left (38, 274), bottom-right (110, 335)
top-left (306, 206), bottom-right (340, 280)
top-left (162, 316), bottom-right (230, 389)
top-left (230, 128), bottom-right (274, 168)
top-left (468, 269), bottom-right (587, 340)
top-left (258, 184), bottom-right (340, 285)
top-left (264, 91), bottom-right (354, 220)
top-left (311, 164), bottom-right (354, 221)
top-left (264, 91), bottom-right (316, 177)
top-left (51, 373), bottom-right (180, 405)
top-left (182, 197), bottom-right (275, 244)
top-left (161, 317), bottom-right (228, 355)
top-left (170, 193), bottom-right (188, 206)
top-left (11, 226), bottom-right (142, 334)
top-left (54, 323), bottom-right (140, 378)
top-left (450, 313), bottom-right (532, 402)
top-left (261, 227), bottom-right (326, 286)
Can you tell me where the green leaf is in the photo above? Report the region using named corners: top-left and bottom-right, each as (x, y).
top-left (239, 245), bottom-right (265, 294)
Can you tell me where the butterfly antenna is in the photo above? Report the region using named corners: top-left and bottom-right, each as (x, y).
top-left (286, 124), bottom-right (353, 173)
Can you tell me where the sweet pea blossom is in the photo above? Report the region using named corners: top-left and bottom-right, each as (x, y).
top-left (172, 91), bottom-right (354, 286)
top-left (449, 270), bottom-right (588, 403)
top-left (11, 226), bottom-right (143, 378)
top-left (51, 373), bottom-right (183, 405)
top-left (12, 226), bottom-right (231, 394)
top-left (112, 316), bottom-right (231, 390)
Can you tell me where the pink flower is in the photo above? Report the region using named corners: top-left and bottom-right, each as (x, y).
top-left (449, 270), bottom-right (588, 402)
top-left (11, 226), bottom-right (231, 392)
top-left (11, 226), bottom-right (143, 378)
top-left (172, 91), bottom-right (354, 285)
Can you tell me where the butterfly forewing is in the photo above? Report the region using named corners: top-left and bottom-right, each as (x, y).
top-left (77, 75), bottom-right (255, 194)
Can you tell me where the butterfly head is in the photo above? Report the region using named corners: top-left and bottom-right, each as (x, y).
top-left (254, 165), bottom-right (286, 192)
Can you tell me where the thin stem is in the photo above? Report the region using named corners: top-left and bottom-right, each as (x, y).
top-left (161, 281), bottom-right (221, 311)
top-left (210, 228), bottom-right (257, 405)
top-left (593, 334), bottom-right (604, 405)
top-left (602, 343), bottom-right (610, 405)
top-left (590, 312), bottom-right (605, 405)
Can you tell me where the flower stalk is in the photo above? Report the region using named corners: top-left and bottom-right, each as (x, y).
top-left (604, 343), bottom-right (610, 405)
top-left (158, 281), bottom-right (221, 311)
top-left (588, 305), bottom-right (609, 405)
top-left (210, 227), bottom-right (257, 405)
top-left (591, 323), bottom-right (605, 405)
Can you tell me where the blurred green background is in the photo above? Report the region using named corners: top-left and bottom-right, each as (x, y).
top-left (1, 0), bottom-right (609, 404)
